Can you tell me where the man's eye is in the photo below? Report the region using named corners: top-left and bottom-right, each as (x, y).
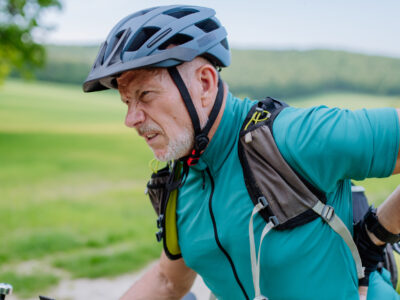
top-left (140, 91), bottom-right (152, 101)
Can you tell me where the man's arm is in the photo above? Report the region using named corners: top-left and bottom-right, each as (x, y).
top-left (374, 109), bottom-right (400, 237)
top-left (357, 185), bottom-right (400, 299)
top-left (358, 109), bottom-right (399, 298)
top-left (372, 186), bottom-right (400, 244)
top-left (120, 251), bottom-right (197, 300)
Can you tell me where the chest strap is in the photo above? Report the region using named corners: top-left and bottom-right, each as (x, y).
top-left (249, 200), bottom-right (274, 300)
top-left (249, 199), bottom-right (365, 300)
top-left (311, 201), bottom-right (364, 279)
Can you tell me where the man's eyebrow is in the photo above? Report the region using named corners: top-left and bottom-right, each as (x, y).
top-left (119, 87), bottom-right (141, 103)
top-left (117, 71), bottom-right (137, 87)
top-left (116, 78), bottom-right (128, 88)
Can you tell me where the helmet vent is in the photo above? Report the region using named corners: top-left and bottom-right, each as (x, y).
top-left (103, 29), bottom-right (126, 62)
top-left (195, 19), bottom-right (219, 33)
top-left (163, 8), bottom-right (198, 19)
top-left (158, 34), bottom-right (193, 50)
top-left (108, 28), bottom-right (131, 65)
top-left (126, 27), bottom-right (160, 52)
top-left (221, 38), bottom-right (229, 50)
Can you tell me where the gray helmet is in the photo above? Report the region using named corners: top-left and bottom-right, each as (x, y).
top-left (83, 5), bottom-right (230, 93)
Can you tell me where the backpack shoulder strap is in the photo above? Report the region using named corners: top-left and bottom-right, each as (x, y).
top-left (239, 97), bottom-right (327, 229)
top-left (241, 97), bottom-right (288, 133)
top-left (240, 98), bottom-right (364, 281)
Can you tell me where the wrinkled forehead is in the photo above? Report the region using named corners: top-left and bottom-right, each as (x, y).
top-left (117, 68), bottom-right (165, 93)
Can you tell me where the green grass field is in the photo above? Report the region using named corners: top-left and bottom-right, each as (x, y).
top-left (0, 79), bottom-right (159, 297)
top-left (0, 79), bottom-right (399, 297)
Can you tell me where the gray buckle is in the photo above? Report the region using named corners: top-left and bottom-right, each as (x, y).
top-left (321, 205), bottom-right (335, 223)
top-left (258, 197), bottom-right (279, 226)
top-left (258, 196), bottom-right (269, 208)
top-left (269, 216), bottom-right (279, 226)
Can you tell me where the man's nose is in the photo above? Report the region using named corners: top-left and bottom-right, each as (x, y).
top-left (125, 106), bottom-right (145, 128)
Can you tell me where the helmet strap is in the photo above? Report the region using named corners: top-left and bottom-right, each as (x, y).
top-left (167, 66), bottom-right (224, 166)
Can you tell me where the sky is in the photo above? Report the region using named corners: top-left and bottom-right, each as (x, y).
top-left (39, 0), bottom-right (400, 58)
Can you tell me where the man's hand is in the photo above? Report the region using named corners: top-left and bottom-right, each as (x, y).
top-left (120, 251), bottom-right (197, 300)
top-left (356, 184), bottom-right (400, 299)
top-left (354, 212), bottom-right (386, 287)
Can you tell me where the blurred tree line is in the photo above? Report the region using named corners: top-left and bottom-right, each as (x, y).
top-left (15, 45), bottom-right (400, 99)
top-left (224, 49), bottom-right (400, 99)
top-left (0, 0), bottom-right (61, 84)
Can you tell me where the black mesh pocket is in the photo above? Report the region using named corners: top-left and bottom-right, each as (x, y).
top-left (146, 166), bottom-right (171, 216)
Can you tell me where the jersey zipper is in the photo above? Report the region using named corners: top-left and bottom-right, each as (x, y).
top-left (206, 167), bottom-right (249, 300)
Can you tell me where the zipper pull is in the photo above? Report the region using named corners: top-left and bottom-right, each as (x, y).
top-left (245, 132), bottom-right (253, 143)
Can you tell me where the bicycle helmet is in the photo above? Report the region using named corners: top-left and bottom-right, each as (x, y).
top-left (83, 5), bottom-right (230, 166)
top-left (83, 5), bottom-right (230, 92)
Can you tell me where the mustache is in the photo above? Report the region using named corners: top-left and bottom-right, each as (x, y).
top-left (137, 123), bottom-right (163, 135)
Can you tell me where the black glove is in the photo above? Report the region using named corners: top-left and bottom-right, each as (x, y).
top-left (353, 218), bottom-right (386, 286)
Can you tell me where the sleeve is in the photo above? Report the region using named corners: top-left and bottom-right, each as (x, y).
top-left (367, 269), bottom-right (400, 300)
top-left (273, 106), bottom-right (400, 193)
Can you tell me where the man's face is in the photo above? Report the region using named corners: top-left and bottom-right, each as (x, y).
top-left (117, 68), bottom-right (194, 161)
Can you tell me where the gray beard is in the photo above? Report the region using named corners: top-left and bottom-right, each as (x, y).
top-left (154, 126), bottom-right (194, 162)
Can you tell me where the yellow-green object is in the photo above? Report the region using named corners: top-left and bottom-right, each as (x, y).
top-left (162, 162), bottom-right (182, 259)
top-left (394, 250), bottom-right (400, 293)
top-left (165, 187), bottom-right (180, 256)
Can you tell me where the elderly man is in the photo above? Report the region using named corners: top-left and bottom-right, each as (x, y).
top-left (83, 5), bottom-right (400, 300)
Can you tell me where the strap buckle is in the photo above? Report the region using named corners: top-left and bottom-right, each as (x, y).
top-left (187, 149), bottom-right (200, 166)
top-left (187, 157), bottom-right (199, 166)
top-left (321, 205), bottom-right (335, 223)
top-left (258, 196), bottom-right (268, 208)
top-left (157, 214), bottom-right (164, 229)
top-left (156, 215), bottom-right (165, 242)
top-left (269, 216), bottom-right (279, 226)
top-left (258, 197), bottom-right (280, 226)
top-left (255, 106), bottom-right (271, 120)
top-left (156, 228), bottom-right (163, 242)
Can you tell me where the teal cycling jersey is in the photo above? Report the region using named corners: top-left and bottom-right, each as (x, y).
top-left (176, 93), bottom-right (400, 300)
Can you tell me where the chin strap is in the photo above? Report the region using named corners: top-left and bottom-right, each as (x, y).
top-left (167, 67), bottom-right (224, 166)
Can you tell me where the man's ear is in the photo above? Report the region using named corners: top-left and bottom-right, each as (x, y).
top-left (197, 64), bottom-right (219, 108)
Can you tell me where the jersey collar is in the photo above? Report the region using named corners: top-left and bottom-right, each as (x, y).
top-left (192, 92), bottom-right (241, 174)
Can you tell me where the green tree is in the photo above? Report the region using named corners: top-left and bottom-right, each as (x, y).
top-left (0, 0), bottom-right (61, 83)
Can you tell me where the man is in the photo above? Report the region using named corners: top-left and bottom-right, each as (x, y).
top-left (83, 5), bottom-right (400, 300)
